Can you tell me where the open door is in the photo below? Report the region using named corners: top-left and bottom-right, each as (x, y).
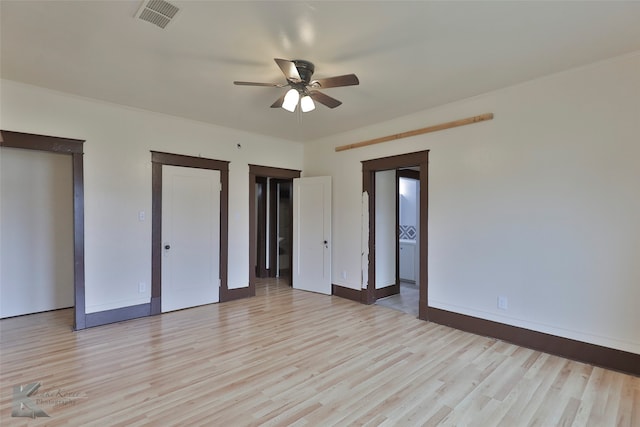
top-left (292, 176), bottom-right (331, 295)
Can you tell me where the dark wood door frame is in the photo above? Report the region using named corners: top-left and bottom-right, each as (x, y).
top-left (249, 165), bottom-right (301, 296)
top-left (150, 151), bottom-right (231, 311)
top-left (1, 130), bottom-right (86, 329)
top-left (362, 151), bottom-right (429, 320)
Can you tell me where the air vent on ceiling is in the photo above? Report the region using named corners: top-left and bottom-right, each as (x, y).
top-left (135, 0), bottom-right (179, 29)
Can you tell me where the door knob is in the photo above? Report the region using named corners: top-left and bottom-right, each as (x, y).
top-left (164, 244), bottom-right (171, 250)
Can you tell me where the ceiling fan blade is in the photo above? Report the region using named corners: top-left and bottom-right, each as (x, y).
top-left (234, 81), bottom-right (282, 87)
top-left (270, 93), bottom-right (286, 108)
top-left (312, 74), bottom-right (359, 89)
top-left (310, 91), bottom-right (342, 109)
top-left (274, 58), bottom-right (301, 82)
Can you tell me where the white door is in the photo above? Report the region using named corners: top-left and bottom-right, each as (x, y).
top-left (162, 165), bottom-right (220, 312)
top-left (292, 176), bottom-right (331, 295)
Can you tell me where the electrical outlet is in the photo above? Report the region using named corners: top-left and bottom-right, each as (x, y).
top-left (497, 296), bottom-right (508, 310)
top-left (341, 271), bottom-right (347, 280)
top-left (139, 282), bottom-right (146, 293)
top-left (138, 211), bottom-right (145, 221)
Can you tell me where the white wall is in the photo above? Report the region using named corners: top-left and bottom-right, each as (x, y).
top-left (304, 52), bottom-right (640, 354)
top-left (374, 170), bottom-right (396, 288)
top-left (0, 80), bottom-right (304, 314)
top-left (399, 177), bottom-right (417, 229)
top-left (0, 148), bottom-right (74, 317)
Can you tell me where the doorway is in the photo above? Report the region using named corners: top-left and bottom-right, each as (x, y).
top-left (362, 151), bottom-right (429, 320)
top-left (375, 169), bottom-right (420, 316)
top-left (254, 177), bottom-right (293, 279)
top-left (248, 165), bottom-right (301, 296)
top-left (150, 151), bottom-right (230, 313)
top-left (1, 148), bottom-right (74, 317)
top-left (274, 180), bottom-right (293, 278)
top-left (0, 130), bottom-right (85, 329)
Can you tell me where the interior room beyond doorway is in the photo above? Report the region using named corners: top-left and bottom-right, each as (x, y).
top-left (362, 150), bottom-right (428, 320)
top-left (375, 169), bottom-right (420, 317)
top-left (248, 165), bottom-right (301, 296)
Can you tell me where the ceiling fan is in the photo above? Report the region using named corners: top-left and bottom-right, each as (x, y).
top-left (233, 58), bottom-right (359, 113)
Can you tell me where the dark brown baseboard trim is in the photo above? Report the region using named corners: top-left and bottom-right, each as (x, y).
top-left (220, 287), bottom-right (251, 303)
top-left (83, 303), bottom-right (151, 329)
top-left (332, 284), bottom-right (362, 303)
top-left (376, 283), bottom-right (400, 299)
top-left (150, 297), bottom-right (161, 315)
top-left (81, 288), bottom-right (251, 329)
top-left (428, 307), bottom-right (640, 377)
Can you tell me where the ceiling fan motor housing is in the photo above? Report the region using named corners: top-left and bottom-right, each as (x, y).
top-left (292, 60), bottom-right (315, 83)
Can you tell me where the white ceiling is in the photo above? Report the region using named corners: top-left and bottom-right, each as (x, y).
top-left (2, 1), bottom-right (640, 142)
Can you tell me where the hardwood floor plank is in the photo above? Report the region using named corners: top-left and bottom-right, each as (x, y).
top-left (1, 278), bottom-right (638, 426)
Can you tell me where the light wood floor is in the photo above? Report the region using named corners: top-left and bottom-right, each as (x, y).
top-left (1, 279), bottom-right (638, 426)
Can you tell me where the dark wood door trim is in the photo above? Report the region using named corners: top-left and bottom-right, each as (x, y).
top-left (248, 165), bottom-right (301, 296)
top-left (151, 151), bottom-right (230, 310)
top-left (362, 151), bottom-right (429, 320)
top-left (1, 130), bottom-right (86, 329)
top-left (398, 169), bottom-right (420, 180)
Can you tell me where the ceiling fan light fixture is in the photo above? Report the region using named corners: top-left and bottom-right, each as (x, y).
top-left (300, 95), bottom-right (315, 112)
top-left (282, 88), bottom-right (300, 112)
top-left (234, 58), bottom-right (359, 112)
